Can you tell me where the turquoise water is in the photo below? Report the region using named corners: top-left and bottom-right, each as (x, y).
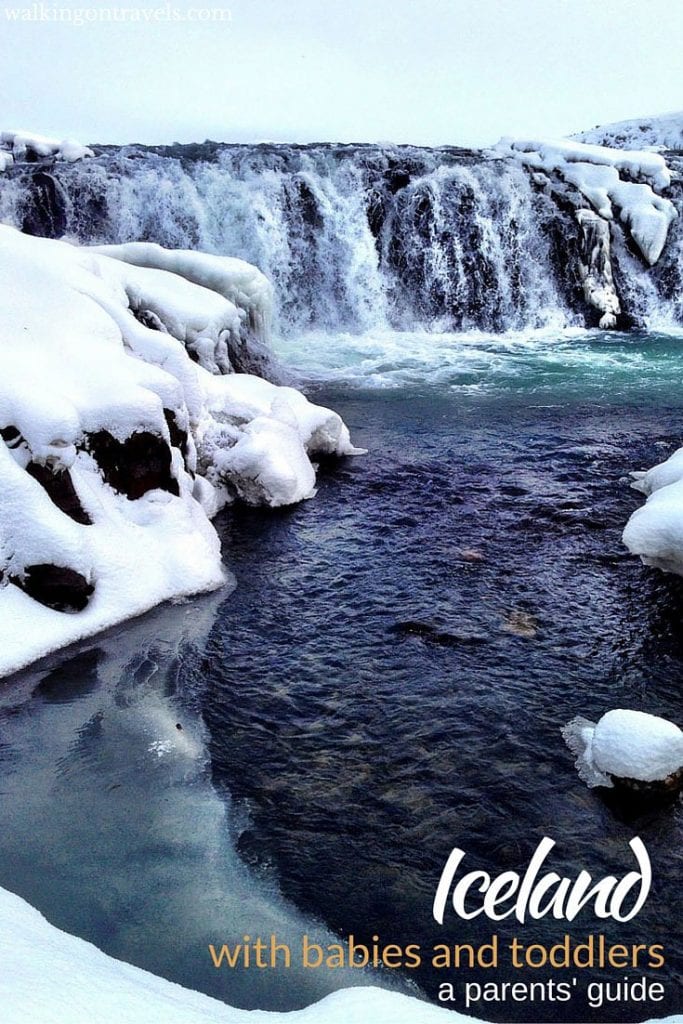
top-left (277, 328), bottom-right (683, 398)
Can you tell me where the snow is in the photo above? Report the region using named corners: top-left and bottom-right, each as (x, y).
top-left (623, 446), bottom-right (683, 576)
top-left (198, 372), bottom-right (362, 503)
top-left (0, 226), bottom-right (360, 677)
top-left (563, 710), bottom-right (683, 787)
top-left (89, 241), bottom-right (274, 346)
top-left (629, 447), bottom-right (683, 496)
top-left (2, 884), bottom-right (680, 1024)
top-left (494, 136), bottom-right (671, 194)
top-left (0, 130), bottom-right (93, 166)
top-left (0, 886), bottom-right (473, 1024)
top-left (574, 112), bottom-right (683, 152)
top-left (493, 137), bottom-right (677, 265)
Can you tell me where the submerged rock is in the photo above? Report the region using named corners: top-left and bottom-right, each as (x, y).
top-left (390, 620), bottom-right (487, 647)
top-left (458, 547), bottom-right (486, 562)
top-left (501, 609), bottom-right (538, 638)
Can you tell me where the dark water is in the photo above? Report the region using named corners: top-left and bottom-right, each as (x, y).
top-left (1, 331), bottom-right (683, 1021)
top-left (201, 334), bottom-right (683, 1022)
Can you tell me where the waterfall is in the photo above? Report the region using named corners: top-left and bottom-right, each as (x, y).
top-left (2, 141), bottom-right (682, 334)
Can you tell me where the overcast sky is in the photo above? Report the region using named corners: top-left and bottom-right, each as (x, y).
top-left (1, 0), bottom-right (682, 147)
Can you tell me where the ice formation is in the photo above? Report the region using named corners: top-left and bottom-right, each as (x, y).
top-left (89, 242), bottom-right (274, 369)
top-left (575, 209), bottom-right (621, 329)
top-left (623, 446), bottom-right (683, 576)
top-left (562, 710), bottom-right (683, 788)
top-left (0, 226), bottom-right (359, 677)
top-left (493, 137), bottom-right (677, 265)
top-left (0, 130), bottom-right (93, 168)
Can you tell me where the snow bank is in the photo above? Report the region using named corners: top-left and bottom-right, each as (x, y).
top-left (623, 445), bottom-right (683, 576)
top-left (563, 710), bottom-right (683, 787)
top-left (0, 227), bottom-right (360, 677)
top-left (0, 886), bottom-right (469, 1024)
top-left (90, 241), bottom-right (274, 351)
top-left (2, 885), bottom-right (679, 1024)
top-left (493, 137), bottom-right (677, 265)
top-left (0, 130), bottom-right (93, 166)
top-left (574, 112), bottom-right (683, 152)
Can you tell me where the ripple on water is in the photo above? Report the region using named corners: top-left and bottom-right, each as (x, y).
top-left (204, 370), bottom-right (683, 1022)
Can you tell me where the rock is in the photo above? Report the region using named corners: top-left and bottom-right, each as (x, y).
top-left (294, 177), bottom-right (324, 229)
top-left (12, 563), bottom-right (94, 612)
top-left (26, 461), bottom-right (92, 525)
top-left (0, 425), bottom-right (22, 450)
top-left (86, 430), bottom-right (179, 500)
top-left (20, 170), bottom-right (67, 238)
top-left (502, 609), bottom-right (538, 638)
top-left (611, 767), bottom-right (683, 795)
top-left (163, 409), bottom-right (191, 466)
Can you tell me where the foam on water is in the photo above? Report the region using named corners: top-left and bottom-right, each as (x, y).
top-left (275, 326), bottom-right (683, 396)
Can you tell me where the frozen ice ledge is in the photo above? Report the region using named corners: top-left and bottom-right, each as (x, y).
top-left (0, 227), bottom-right (362, 678)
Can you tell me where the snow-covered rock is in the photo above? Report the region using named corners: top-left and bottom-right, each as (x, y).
top-left (0, 226), bottom-right (360, 677)
top-left (574, 112), bottom-right (683, 153)
top-left (0, 130), bottom-right (93, 166)
top-left (493, 137), bottom-right (677, 265)
top-left (562, 709), bottom-right (683, 788)
top-left (89, 241), bottom-right (274, 366)
top-left (198, 373), bottom-right (361, 508)
top-left (623, 446), bottom-right (683, 576)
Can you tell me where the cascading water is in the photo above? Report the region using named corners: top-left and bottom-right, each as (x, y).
top-left (378, 161), bottom-right (572, 332)
top-left (4, 141), bottom-right (682, 336)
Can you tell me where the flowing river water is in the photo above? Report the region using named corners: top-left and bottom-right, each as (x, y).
top-left (0, 328), bottom-right (682, 1021)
